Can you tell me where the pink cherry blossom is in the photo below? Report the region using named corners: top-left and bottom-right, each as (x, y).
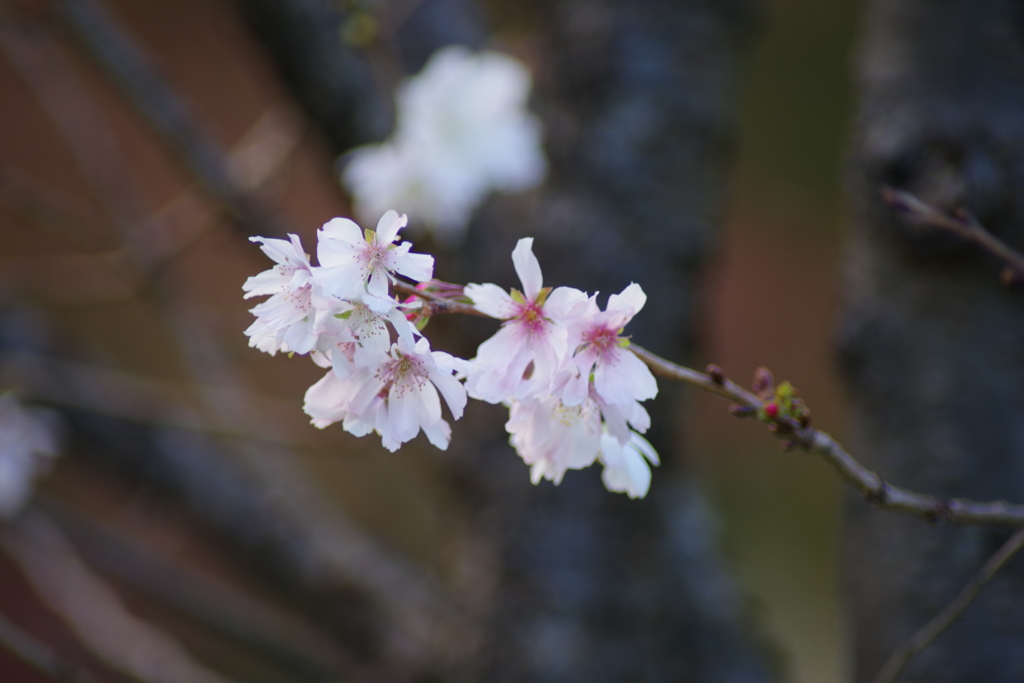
top-left (305, 335), bottom-right (467, 452)
top-left (465, 238), bottom-right (587, 402)
top-left (561, 283), bottom-right (658, 407)
top-left (316, 211), bottom-right (434, 313)
top-left (310, 299), bottom-right (417, 379)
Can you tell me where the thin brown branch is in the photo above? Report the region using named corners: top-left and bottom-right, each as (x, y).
top-left (881, 187), bottom-right (1024, 281)
top-left (628, 344), bottom-right (1024, 527)
top-left (870, 527), bottom-right (1024, 683)
top-left (392, 279), bottom-right (490, 317)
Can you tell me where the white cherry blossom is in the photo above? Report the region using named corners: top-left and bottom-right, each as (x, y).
top-left (305, 335), bottom-right (467, 452)
top-left (310, 299), bottom-right (416, 379)
top-left (316, 210), bottom-right (433, 313)
top-left (506, 395), bottom-right (603, 486)
top-left (243, 221), bottom-right (661, 496)
top-left (599, 432), bottom-right (659, 499)
top-left (465, 238), bottom-right (587, 402)
top-left (598, 397), bottom-right (652, 445)
top-left (243, 234), bottom-right (319, 355)
top-left (242, 234), bottom-right (312, 298)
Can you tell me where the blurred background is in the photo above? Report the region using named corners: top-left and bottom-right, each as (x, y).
top-left (698, 1), bottom-right (859, 682)
top-left (0, 0), bottom-right (861, 681)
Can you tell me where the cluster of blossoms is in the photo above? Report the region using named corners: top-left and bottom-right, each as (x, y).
top-left (342, 46), bottom-right (547, 244)
top-left (243, 215), bottom-right (659, 498)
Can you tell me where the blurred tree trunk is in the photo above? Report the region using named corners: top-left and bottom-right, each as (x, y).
top-left (840, 1), bottom-right (1024, 680)
top-left (240, 0), bottom-right (772, 681)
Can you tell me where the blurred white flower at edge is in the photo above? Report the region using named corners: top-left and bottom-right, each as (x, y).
top-left (0, 393), bottom-right (60, 518)
top-left (342, 45), bottom-right (547, 244)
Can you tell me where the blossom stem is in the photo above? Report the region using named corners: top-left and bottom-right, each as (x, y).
top-left (393, 279), bottom-right (491, 317)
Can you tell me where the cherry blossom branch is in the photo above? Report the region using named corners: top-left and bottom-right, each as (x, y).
top-left (881, 187), bottom-right (1024, 282)
top-left (870, 527), bottom-right (1024, 683)
top-left (628, 345), bottom-right (1024, 527)
top-left (392, 279), bottom-right (488, 317)
top-left (400, 279), bottom-right (1024, 527)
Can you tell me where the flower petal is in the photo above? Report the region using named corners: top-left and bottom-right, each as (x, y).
top-left (393, 248), bottom-right (434, 283)
top-left (607, 283), bottom-right (646, 319)
top-left (511, 238), bottom-right (543, 300)
top-left (317, 218), bottom-right (364, 258)
top-left (387, 384), bottom-right (420, 445)
top-left (465, 283), bottom-right (517, 319)
top-left (375, 210), bottom-right (407, 244)
top-left (421, 419), bottom-right (452, 450)
top-left (429, 366), bottom-right (468, 419)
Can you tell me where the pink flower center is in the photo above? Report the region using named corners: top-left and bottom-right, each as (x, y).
top-left (364, 243), bottom-right (388, 273)
top-left (378, 354), bottom-right (428, 394)
top-left (583, 325), bottom-right (619, 360)
top-left (515, 301), bottom-right (547, 335)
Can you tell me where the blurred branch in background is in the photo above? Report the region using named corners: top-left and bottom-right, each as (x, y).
top-left (0, 107), bottom-right (302, 307)
top-left (0, 611), bottom-right (100, 683)
top-left (871, 527), bottom-right (1024, 683)
top-left (57, 0), bottom-right (282, 237)
top-left (39, 497), bottom-right (349, 679)
top-left (882, 186), bottom-right (1024, 284)
top-left (0, 512), bottom-right (235, 683)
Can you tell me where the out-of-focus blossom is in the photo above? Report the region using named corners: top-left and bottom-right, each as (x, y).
top-left (342, 46), bottom-right (547, 243)
top-left (0, 393), bottom-right (60, 518)
top-left (465, 238), bottom-right (587, 403)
